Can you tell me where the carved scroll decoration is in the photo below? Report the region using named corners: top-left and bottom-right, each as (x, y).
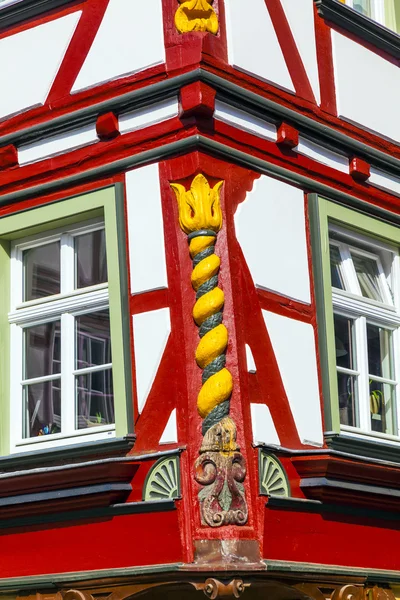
top-left (192, 579), bottom-right (250, 599)
top-left (171, 174), bottom-right (248, 527)
top-left (175, 0), bottom-right (219, 34)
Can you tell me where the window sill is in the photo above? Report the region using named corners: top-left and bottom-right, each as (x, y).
top-left (13, 427), bottom-right (116, 453)
top-left (314, 0), bottom-right (400, 61)
top-left (1, 434), bottom-right (135, 470)
top-left (0, 0), bottom-right (79, 31)
top-left (325, 430), bottom-right (400, 462)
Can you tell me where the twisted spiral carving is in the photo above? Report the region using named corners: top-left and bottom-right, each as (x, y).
top-left (171, 175), bottom-right (233, 434)
top-left (189, 229), bottom-right (233, 433)
top-left (171, 174), bottom-right (247, 528)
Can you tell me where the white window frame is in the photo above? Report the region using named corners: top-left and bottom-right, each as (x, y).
top-left (330, 224), bottom-right (400, 441)
top-left (9, 218), bottom-right (115, 452)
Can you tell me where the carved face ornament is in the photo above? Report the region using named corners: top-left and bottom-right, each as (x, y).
top-left (175, 0), bottom-right (219, 34)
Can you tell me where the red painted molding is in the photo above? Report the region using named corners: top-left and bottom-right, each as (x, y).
top-left (350, 156), bottom-right (371, 182)
top-left (277, 122), bottom-right (299, 149)
top-left (96, 111), bottom-right (120, 141)
top-left (179, 81), bottom-right (216, 119)
top-left (0, 144), bottom-right (18, 169)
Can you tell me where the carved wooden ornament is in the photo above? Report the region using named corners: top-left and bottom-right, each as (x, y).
top-left (171, 174), bottom-right (248, 528)
top-left (175, 0), bottom-right (219, 34)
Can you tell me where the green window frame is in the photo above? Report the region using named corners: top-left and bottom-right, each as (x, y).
top-left (309, 194), bottom-right (400, 438)
top-left (0, 184), bottom-right (132, 455)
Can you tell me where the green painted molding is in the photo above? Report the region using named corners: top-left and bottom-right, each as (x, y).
top-left (0, 563), bottom-right (183, 592)
top-left (0, 185), bottom-right (133, 455)
top-left (308, 194), bottom-right (339, 433)
top-left (0, 240), bottom-right (10, 456)
top-left (104, 183), bottom-right (133, 437)
top-left (309, 195), bottom-right (400, 439)
top-left (264, 559), bottom-right (400, 583)
top-left (325, 431), bottom-right (400, 463)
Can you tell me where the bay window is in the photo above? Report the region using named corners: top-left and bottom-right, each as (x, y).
top-left (10, 222), bottom-right (114, 442)
top-left (0, 185), bottom-right (132, 454)
top-left (329, 227), bottom-right (400, 436)
top-left (310, 195), bottom-right (400, 444)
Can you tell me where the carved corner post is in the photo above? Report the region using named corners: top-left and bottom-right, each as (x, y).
top-left (174, 0), bottom-right (219, 34)
top-left (171, 174), bottom-right (248, 528)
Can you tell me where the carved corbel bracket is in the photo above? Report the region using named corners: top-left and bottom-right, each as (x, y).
top-left (192, 579), bottom-right (250, 599)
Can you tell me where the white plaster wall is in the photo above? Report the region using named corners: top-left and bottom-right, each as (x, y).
top-left (119, 98), bottom-right (179, 135)
top-left (280, 0), bottom-right (320, 104)
top-left (235, 175), bottom-right (311, 304)
top-left (332, 31), bottom-right (400, 143)
top-left (224, 0), bottom-right (295, 92)
top-left (133, 308), bottom-right (171, 413)
top-left (262, 310), bottom-right (323, 446)
top-left (369, 167), bottom-right (400, 196)
top-left (159, 409), bottom-right (178, 444)
top-left (18, 124), bottom-right (98, 165)
top-left (251, 403), bottom-right (280, 445)
top-left (214, 100), bottom-right (277, 141)
top-left (0, 12), bottom-right (81, 120)
top-left (297, 136), bottom-right (349, 173)
top-left (72, 0), bottom-right (165, 93)
top-left (125, 164), bottom-right (168, 295)
top-left (245, 344), bottom-right (257, 373)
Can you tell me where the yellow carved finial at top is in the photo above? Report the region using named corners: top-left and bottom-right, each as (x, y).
top-left (171, 174), bottom-right (224, 234)
top-left (174, 0), bottom-right (219, 34)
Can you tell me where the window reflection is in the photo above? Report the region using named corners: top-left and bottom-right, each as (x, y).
top-left (23, 241), bottom-right (60, 300)
top-left (75, 229), bottom-right (107, 289)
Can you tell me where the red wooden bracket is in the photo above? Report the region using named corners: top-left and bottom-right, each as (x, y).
top-left (0, 144), bottom-right (18, 169)
top-left (179, 81), bottom-right (216, 119)
top-left (96, 112), bottom-right (120, 141)
top-left (350, 156), bottom-right (370, 182)
top-left (277, 122), bottom-right (299, 149)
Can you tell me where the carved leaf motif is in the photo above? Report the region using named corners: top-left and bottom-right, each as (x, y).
top-left (171, 174), bottom-right (223, 234)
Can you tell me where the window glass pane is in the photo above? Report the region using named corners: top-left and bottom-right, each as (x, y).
top-left (76, 310), bottom-right (111, 369)
top-left (76, 369), bottom-right (114, 429)
top-left (351, 252), bottom-right (383, 302)
top-left (338, 372), bottom-right (359, 428)
top-left (353, 0), bottom-right (372, 16)
top-left (370, 381), bottom-right (396, 435)
top-left (367, 324), bottom-right (393, 379)
top-left (330, 245), bottom-right (345, 290)
top-left (75, 229), bottom-right (107, 289)
top-left (334, 314), bottom-right (356, 370)
top-left (23, 241), bottom-right (60, 301)
top-left (24, 321), bottom-right (61, 379)
top-left (23, 379), bottom-right (61, 438)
